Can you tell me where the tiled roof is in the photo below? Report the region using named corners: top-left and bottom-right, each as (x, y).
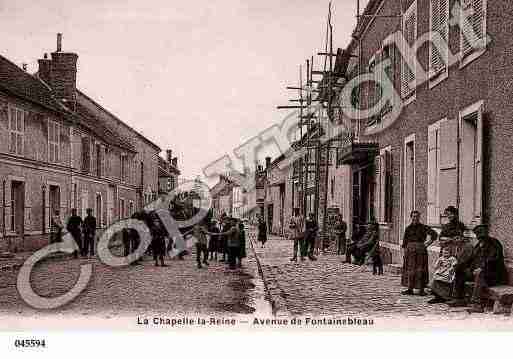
top-left (0, 55), bottom-right (66, 114)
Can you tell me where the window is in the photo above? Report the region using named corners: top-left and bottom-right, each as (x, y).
top-left (48, 120), bottom-right (60, 163)
top-left (81, 137), bottom-right (91, 172)
top-left (119, 198), bottom-right (126, 219)
top-left (331, 177), bottom-right (335, 200)
top-left (120, 154), bottom-right (129, 182)
top-left (401, 1), bottom-right (417, 100)
top-left (459, 102), bottom-right (483, 224)
top-left (96, 144), bottom-right (103, 177)
top-left (430, 0), bottom-right (449, 79)
top-left (95, 193), bottom-right (102, 228)
top-left (427, 121), bottom-right (442, 224)
top-left (460, 0), bottom-right (487, 61)
top-left (129, 201), bottom-right (134, 216)
top-left (375, 147), bottom-right (393, 223)
top-left (8, 106), bottom-right (25, 156)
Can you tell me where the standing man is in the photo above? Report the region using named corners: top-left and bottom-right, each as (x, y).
top-left (289, 208), bottom-right (305, 262)
top-left (219, 214), bottom-right (231, 262)
top-left (67, 208), bottom-right (83, 259)
top-left (226, 219), bottom-right (241, 270)
top-left (83, 208), bottom-right (97, 257)
top-left (50, 209), bottom-right (64, 244)
top-left (149, 213), bottom-right (167, 267)
top-left (193, 223), bottom-right (209, 269)
top-left (304, 213), bottom-right (318, 261)
top-left (401, 210), bottom-right (438, 296)
top-left (334, 214), bottom-right (348, 256)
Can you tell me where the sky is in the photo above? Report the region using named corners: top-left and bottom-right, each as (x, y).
top-left (1, 0), bottom-right (369, 182)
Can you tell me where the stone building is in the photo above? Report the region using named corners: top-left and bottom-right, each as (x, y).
top-left (0, 34), bottom-right (162, 252)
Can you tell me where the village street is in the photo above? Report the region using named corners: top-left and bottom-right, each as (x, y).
top-left (247, 229), bottom-right (513, 328)
top-left (0, 242), bottom-right (271, 329)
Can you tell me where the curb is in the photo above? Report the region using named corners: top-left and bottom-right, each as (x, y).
top-left (249, 234), bottom-right (288, 316)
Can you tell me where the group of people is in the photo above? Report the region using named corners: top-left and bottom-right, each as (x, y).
top-left (401, 206), bottom-right (507, 314)
top-left (192, 214), bottom-right (247, 270)
top-left (285, 208), bottom-right (323, 262)
top-left (51, 208), bottom-right (97, 258)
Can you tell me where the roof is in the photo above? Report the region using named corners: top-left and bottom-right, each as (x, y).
top-left (0, 55), bottom-right (67, 115)
top-left (75, 100), bottom-right (136, 152)
top-left (77, 90), bottom-right (161, 152)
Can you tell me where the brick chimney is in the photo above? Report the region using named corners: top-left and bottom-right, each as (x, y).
top-left (265, 157), bottom-right (271, 170)
top-left (172, 157), bottom-right (178, 168)
top-left (38, 34), bottom-right (78, 111)
top-left (38, 53), bottom-right (52, 85)
top-left (166, 149), bottom-right (173, 163)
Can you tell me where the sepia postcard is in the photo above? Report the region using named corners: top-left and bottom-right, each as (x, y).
top-left (1, 0), bottom-right (513, 356)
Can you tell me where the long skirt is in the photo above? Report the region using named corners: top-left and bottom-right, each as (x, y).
top-left (401, 242), bottom-right (429, 289)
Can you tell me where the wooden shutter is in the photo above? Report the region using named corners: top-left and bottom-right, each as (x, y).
top-left (379, 153), bottom-right (387, 222)
top-left (439, 119), bottom-right (458, 214)
top-left (373, 155), bottom-right (381, 222)
top-left (475, 107), bottom-right (483, 220)
top-left (385, 151), bottom-right (393, 223)
top-left (461, 0), bottom-right (486, 57)
top-left (427, 125), bottom-right (438, 223)
top-left (401, 3), bottom-right (417, 99)
top-left (430, 0), bottom-right (449, 76)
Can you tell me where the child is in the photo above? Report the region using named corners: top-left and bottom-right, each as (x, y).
top-left (432, 247), bottom-right (458, 283)
top-left (369, 239), bottom-right (383, 275)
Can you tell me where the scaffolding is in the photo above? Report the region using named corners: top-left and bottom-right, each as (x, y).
top-left (277, 0), bottom-right (404, 245)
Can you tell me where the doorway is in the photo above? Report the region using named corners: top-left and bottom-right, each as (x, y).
top-left (404, 137), bottom-right (416, 230)
top-left (10, 181), bottom-right (25, 236)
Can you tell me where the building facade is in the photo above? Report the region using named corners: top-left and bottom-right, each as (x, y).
top-left (333, 0), bottom-right (513, 269)
top-left (0, 35), bottom-right (162, 252)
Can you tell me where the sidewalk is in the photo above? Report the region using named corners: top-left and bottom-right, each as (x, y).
top-left (248, 234), bottom-right (513, 325)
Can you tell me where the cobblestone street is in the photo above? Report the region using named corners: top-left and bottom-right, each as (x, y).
top-left (0, 243), bottom-right (271, 329)
top-left (250, 233), bottom-right (513, 328)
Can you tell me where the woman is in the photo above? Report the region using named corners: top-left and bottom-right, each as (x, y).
top-left (428, 206), bottom-right (470, 304)
top-left (257, 214), bottom-right (267, 248)
top-left (401, 211), bottom-right (438, 296)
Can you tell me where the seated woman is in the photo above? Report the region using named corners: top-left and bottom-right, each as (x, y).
top-left (428, 247), bottom-right (458, 304)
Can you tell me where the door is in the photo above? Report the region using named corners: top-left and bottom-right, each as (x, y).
top-left (107, 186), bottom-right (115, 225)
top-left (11, 181), bottom-right (25, 236)
top-left (404, 139), bottom-right (415, 229)
top-left (49, 185), bottom-right (60, 221)
top-left (267, 204), bottom-right (273, 234)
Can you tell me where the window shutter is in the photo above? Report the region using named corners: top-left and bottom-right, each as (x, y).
top-left (439, 119), bottom-right (458, 215)
top-left (474, 107), bottom-right (483, 220)
top-left (427, 125), bottom-right (438, 223)
top-left (401, 3), bottom-right (417, 98)
top-left (461, 0), bottom-right (486, 57)
top-left (430, 0), bottom-right (449, 76)
top-left (385, 151), bottom-right (393, 223)
top-left (374, 155), bottom-right (381, 222)
top-left (379, 153), bottom-right (387, 222)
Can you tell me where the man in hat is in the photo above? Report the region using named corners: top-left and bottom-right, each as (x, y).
top-left (289, 208), bottom-right (305, 262)
top-left (83, 208), bottom-right (97, 257)
top-left (67, 208), bottom-right (83, 259)
top-left (449, 224), bottom-right (508, 313)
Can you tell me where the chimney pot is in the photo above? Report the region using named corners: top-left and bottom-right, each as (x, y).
top-left (172, 157), bottom-right (178, 168)
top-left (166, 149), bottom-right (173, 163)
top-left (44, 53), bottom-right (48, 59)
top-left (265, 157), bottom-right (271, 169)
top-left (22, 63), bottom-right (27, 72)
top-left (57, 33), bottom-right (62, 52)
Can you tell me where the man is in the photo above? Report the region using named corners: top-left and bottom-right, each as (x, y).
top-left (50, 209), bottom-right (64, 244)
top-left (83, 208), bottom-right (97, 257)
top-left (304, 213), bottom-right (318, 261)
top-left (67, 209), bottom-right (83, 259)
top-left (401, 211), bottom-right (438, 296)
top-left (226, 218), bottom-right (241, 270)
top-left (149, 212), bottom-right (167, 267)
top-left (334, 214), bottom-right (348, 256)
top-left (449, 224), bottom-right (507, 313)
top-left (193, 223), bottom-right (209, 269)
top-left (289, 208), bottom-right (305, 262)
top-left (219, 215), bottom-right (232, 262)
top-left (257, 214), bottom-right (267, 248)
top-left (208, 220), bottom-right (220, 261)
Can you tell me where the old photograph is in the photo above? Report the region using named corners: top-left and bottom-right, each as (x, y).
top-left (1, 0), bottom-right (513, 352)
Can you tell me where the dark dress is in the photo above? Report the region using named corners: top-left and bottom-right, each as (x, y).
top-left (401, 223), bottom-right (438, 290)
top-left (257, 221), bottom-right (267, 244)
